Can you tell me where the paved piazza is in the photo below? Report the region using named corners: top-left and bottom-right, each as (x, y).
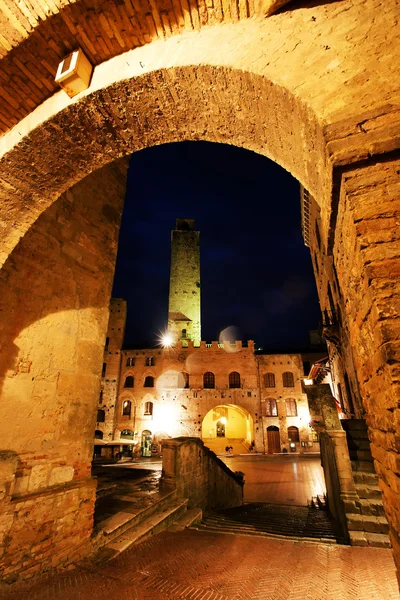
top-left (1, 529), bottom-right (398, 600)
top-left (1, 456), bottom-right (397, 599)
top-left (222, 454), bottom-right (326, 505)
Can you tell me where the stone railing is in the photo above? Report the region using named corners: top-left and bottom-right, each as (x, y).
top-left (161, 437), bottom-right (243, 510)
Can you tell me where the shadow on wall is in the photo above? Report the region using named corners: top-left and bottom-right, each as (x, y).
top-left (0, 157), bottom-right (129, 477)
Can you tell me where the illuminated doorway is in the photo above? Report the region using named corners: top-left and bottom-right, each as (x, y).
top-left (267, 426), bottom-right (281, 454)
top-left (202, 404), bottom-right (253, 454)
top-left (216, 420), bottom-right (226, 437)
top-left (141, 429), bottom-right (152, 457)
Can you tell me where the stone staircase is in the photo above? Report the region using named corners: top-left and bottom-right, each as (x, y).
top-left (91, 471), bottom-right (201, 562)
top-left (191, 502), bottom-right (339, 543)
top-left (341, 419), bottom-right (391, 548)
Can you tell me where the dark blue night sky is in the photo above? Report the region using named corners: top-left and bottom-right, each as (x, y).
top-left (112, 141), bottom-right (321, 350)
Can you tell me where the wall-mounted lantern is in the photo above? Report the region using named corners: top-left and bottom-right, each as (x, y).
top-left (55, 48), bottom-right (93, 98)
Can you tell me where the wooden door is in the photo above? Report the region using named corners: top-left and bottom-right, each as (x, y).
top-left (267, 426), bottom-right (280, 454)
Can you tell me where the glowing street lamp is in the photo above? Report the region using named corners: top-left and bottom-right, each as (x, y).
top-left (161, 332), bottom-right (173, 347)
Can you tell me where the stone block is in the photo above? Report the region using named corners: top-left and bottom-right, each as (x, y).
top-left (29, 464), bottom-right (50, 492)
top-left (49, 466), bottom-right (74, 487)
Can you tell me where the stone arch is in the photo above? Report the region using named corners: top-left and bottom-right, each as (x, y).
top-left (3, 0), bottom-right (400, 267)
top-left (0, 0), bottom-right (292, 136)
top-left (202, 403), bottom-right (254, 445)
top-left (0, 0), bottom-right (400, 583)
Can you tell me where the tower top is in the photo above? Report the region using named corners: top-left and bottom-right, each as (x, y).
top-left (175, 218), bottom-right (196, 231)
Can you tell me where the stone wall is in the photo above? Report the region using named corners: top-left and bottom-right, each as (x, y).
top-left (0, 158), bottom-right (128, 581)
top-left (161, 437), bottom-right (243, 510)
top-left (332, 157), bottom-right (400, 578)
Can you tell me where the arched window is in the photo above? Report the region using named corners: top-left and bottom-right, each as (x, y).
top-left (181, 328), bottom-right (187, 338)
top-left (126, 357), bottom-right (135, 367)
top-left (285, 398), bottom-right (297, 416)
top-left (229, 372), bottom-right (241, 388)
top-left (264, 373), bottom-right (275, 388)
top-left (145, 357), bottom-right (155, 366)
top-left (204, 372), bottom-right (215, 389)
top-left (265, 398), bottom-right (278, 417)
top-left (282, 372), bottom-right (294, 387)
top-left (122, 400), bottom-right (131, 417)
top-left (144, 401), bottom-right (153, 416)
top-left (124, 375), bottom-right (134, 388)
top-left (288, 426), bottom-right (300, 442)
top-left (120, 429), bottom-right (134, 440)
top-left (97, 409), bottom-right (105, 423)
top-left (94, 430), bottom-right (103, 439)
top-left (144, 376), bottom-right (154, 388)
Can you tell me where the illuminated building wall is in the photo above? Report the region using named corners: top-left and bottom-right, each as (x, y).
top-left (99, 330), bottom-right (317, 455)
top-left (300, 187), bottom-right (362, 419)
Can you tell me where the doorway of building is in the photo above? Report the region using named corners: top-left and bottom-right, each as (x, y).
top-left (267, 426), bottom-right (281, 454)
top-left (216, 420), bottom-right (226, 437)
top-left (202, 404), bottom-right (253, 454)
top-left (141, 430), bottom-right (152, 457)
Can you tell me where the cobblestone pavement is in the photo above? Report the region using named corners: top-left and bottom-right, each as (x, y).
top-left (1, 529), bottom-right (398, 600)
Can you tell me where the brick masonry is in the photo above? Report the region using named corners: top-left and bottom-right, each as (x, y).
top-left (0, 158), bottom-right (128, 581)
top-left (0, 0), bottom-right (400, 586)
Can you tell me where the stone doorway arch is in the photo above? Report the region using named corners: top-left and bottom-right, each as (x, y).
top-left (202, 404), bottom-right (254, 454)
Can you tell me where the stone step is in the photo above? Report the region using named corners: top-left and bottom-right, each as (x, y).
top-left (355, 484), bottom-right (383, 500)
top-left (192, 504), bottom-right (338, 541)
top-left (168, 507), bottom-right (203, 532)
top-left (351, 460), bottom-right (375, 473)
top-left (191, 521), bottom-right (337, 544)
top-left (347, 513), bottom-right (389, 535)
top-left (99, 498), bottom-right (189, 560)
top-left (93, 488), bottom-right (177, 547)
top-left (341, 419), bottom-right (368, 432)
top-left (346, 439), bottom-right (371, 451)
top-left (355, 498), bottom-right (386, 517)
top-left (348, 450), bottom-right (373, 462)
top-left (353, 471), bottom-right (379, 486)
top-left (349, 530), bottom-right (391, 548)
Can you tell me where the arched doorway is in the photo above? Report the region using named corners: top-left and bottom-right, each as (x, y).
top-left (267, 426), bottom-right (281, 454)
top-left (202, 405), bottom-right (253, 454)
top-left (141, 430), bottom-right (152, 457)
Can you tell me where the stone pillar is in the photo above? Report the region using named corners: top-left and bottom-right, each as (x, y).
top-left (333, 157), bottom-right (400, 579)
top-left (0, 159), bottom-right (128, 582)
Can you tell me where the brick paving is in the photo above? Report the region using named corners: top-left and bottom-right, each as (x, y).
top-left (1, 529), bottom-right (398, 600)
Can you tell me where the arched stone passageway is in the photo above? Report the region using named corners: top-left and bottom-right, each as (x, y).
top-left (0, 0), bottom-right (399, 585)
top-left (202, 404), bottom-right (254, 454)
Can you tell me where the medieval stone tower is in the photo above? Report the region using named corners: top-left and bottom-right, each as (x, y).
top-left (168, 218), bottom-right (201, 345)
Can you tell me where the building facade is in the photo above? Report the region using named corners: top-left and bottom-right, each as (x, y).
top-left (95, 218), bottom-right (319, 458)
top-left (300, 186), bottom-right (363, 419)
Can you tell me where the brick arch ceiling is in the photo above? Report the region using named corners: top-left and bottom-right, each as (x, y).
top-left (0, 2), bottom-right (399, 265)
top-left (0, 0), bottom-right (289, 134)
